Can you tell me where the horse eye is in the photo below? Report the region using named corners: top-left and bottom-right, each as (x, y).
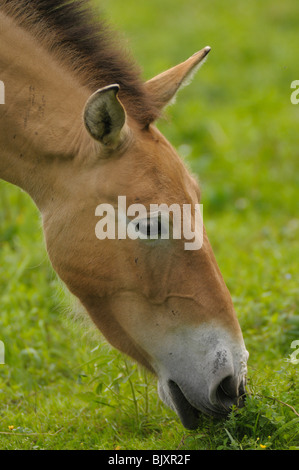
top-left (137, 217), bottom-right (163, 238)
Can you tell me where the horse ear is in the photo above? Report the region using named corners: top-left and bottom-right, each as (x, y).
top-left (145, 46), bottom-right (211, 111)
top-left (83, 84), bottom-right (127, 147)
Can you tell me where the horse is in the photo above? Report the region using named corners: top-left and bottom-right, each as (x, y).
top-left (0, 0), bottom-right (248, 429)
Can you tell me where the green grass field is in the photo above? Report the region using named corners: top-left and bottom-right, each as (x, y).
top-left (0, 0), bottom-right (298, 450)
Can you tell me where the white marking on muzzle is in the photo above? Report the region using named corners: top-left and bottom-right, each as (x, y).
top-left (152, 324), bottom-right (248, 427)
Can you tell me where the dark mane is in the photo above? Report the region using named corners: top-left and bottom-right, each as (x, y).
top-left (1, 0), bottom-right (160, 125)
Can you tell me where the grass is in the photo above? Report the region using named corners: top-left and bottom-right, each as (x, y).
top-left (0, 0), bottom-right (298, 450)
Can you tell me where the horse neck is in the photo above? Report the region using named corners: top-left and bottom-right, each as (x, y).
top-left (0, 12), bottom-right (93, 211)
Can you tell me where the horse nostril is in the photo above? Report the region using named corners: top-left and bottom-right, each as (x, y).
top-left (215, 376), bottom-right (246, 412)
top-left (220, 376), bottom-right (238, 397)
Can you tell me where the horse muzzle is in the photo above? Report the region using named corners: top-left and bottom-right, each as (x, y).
top-left (155, 327), bottom-right (249, 429)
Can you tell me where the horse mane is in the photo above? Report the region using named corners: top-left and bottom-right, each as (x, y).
top-left (1, 0), bottom-right (160, 126)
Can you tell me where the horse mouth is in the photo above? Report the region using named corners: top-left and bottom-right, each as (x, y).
top-left (167, 378), bottom-right (246, 430)
top-left (167, 380), bottom-right (200, 430)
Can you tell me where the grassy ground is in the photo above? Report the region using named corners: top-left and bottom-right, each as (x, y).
top-left (0, 0), bottom-right (298, 450)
